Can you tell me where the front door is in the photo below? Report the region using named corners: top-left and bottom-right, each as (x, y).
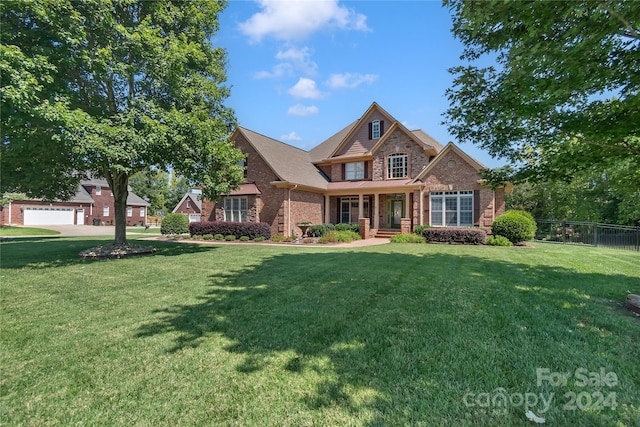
top-left (76, 209), bottom-right (85, 225)
top-left (386, 198), bottom-right (404, 228)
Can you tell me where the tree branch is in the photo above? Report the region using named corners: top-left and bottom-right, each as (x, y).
top-left (600, 1), bottom-right (640, 40)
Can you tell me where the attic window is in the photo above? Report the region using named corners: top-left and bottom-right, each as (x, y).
top-left (369, 120), bottom-right (384, 140)
top-left (238, 156), bottom-right (248, 178)
top-left (96, 186), bottom-right (102, 195)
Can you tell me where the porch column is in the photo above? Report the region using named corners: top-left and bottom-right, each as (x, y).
top-left (405, 192), bottom-right (410, 219)
top-left (358, 193), bottom-right (364, 219)
top-left (324, 194), bottom-right (330, 224)
top-left (419, 188), bottom-right (424, 226)
top-left (374, 193), bottom-right (380, 229)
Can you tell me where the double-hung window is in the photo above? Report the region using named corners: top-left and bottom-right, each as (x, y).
top-left (127, 207), bottom-right (133, 217)
top-left (430, 191), bottom-right (473, 226)
top-left (345, 162), bottom-right (364, 180)
top-left (388, 153), bottom-right (408, 179)
top-left (223, 197), bottom-right (248, 222)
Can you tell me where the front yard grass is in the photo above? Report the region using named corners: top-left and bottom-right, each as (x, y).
top-left (1, 238), bottom-right (639, 426)
top-left (0, 226), bottom-right (60, 236)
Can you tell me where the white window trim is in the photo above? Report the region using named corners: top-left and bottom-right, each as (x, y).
top-left (127, 207), bottom-right (133, 217)
top-left (103, 206), bottom-right (109, 216)
top-left (140, 207), bottom-right (145, 217)
top-left (96, 186), bottom-right (102, 195)
top-left (387, 153), bottom-right (408, 179)
top-left (340, 197), bottom-right (369, 224)
top-left (430, 191), bottom-right (474, 227)
top-left (372, 120), bottom-right (381, 139)
top-left (223, 196), bottom-right (248, 222)
top-left (345, 162), bottom-right (364, 180)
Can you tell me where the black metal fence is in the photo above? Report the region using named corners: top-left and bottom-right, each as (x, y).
top-left (535, 220), bottom-right (640, 252)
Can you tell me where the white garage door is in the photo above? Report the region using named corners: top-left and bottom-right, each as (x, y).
top-left (24, 207), bottom-right (75, 225)
top-left (188, 214), bottom-right (201, 223)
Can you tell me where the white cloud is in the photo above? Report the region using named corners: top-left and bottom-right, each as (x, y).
top-left (288, 78), bottom-right (323, 99)
top-left (254, 63), bottom-right (292, 79)
top-left (288, 104), bottom-right (319, 116)
top-left (239, 0), bottom-right (370, 42)
top-left (325, 73), bottom-right (378, 89)
top-left (276, 47), bottom-right (318, 75)
top-left (281, 131), bottom-right (303, 141)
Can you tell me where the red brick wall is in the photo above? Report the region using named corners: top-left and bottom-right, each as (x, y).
top-left (174, 196), bottom-right (201, 214)
top-left (1, 200), bottom-right (91, 225)
top-left (372, 129), bottom-right (430, 181)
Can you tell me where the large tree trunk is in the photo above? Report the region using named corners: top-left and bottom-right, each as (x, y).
top-left (105, 171), bottom-right (129, 245)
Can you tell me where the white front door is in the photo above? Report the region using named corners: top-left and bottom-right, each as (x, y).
top-left (77, 209), bottom-right (85, 225)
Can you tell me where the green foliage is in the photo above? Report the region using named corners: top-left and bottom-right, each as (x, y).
top-left (253, 236), bottom-right (266, 242)
top-left (318, 231), bottom-right (360, 244)
top-left (160, 213), bottom-right (189, 235)
top-left (492, 210), bottom-right (537, 244)
top-left (486, 235), bottom-right (513, 247)
top-left (1, 1), bottom-right (243, 245)
top-left (224, 235), bottom-right (236, 241)
top-left (390, 234), bottom-right (426, 244)
top-left (444, 0), bottom-right (640, 183)
top-left (214, 234), bottom-right (224, 241)
top-left (203, 234), bottom-right (214, 240)
top-left (239, 236), bottom-right (250, 242)
top-left (270, 235), bottom-right (285, 242)
top-left (129, 170), bottom-right (170, 214)
top-left (413, 225), bottom-right (432, 235)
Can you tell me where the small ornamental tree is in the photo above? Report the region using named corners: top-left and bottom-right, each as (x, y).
top-left (491, 210), bottom-right (537, 244)
top-left (160, 213), bottom-right (189, 235)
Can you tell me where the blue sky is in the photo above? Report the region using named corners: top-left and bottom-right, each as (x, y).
top-left (215, 0), bottom-right (505, 168)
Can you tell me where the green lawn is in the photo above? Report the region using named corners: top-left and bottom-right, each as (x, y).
top-left (1, 238), bottom-right (639, 426)
top-left (0, 226), bottom-right (60, 236)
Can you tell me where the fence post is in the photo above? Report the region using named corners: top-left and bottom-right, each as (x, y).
top-left (594, 223), bottom-right (598, 247)
top-left (636, 227), bottom-right (639, 252)
top-left (562, 221), bottom-right (566, 244)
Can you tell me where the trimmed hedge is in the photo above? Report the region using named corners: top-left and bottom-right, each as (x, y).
top-left (491, 210), bottom-right (536, 244)
top-left (390, 233), bottom-right (426, 243)
top-left (422, 227), bottom-right (487, 245)
top-left (160, 213), bottom-right (190, 235)
top-left (189, 221), bottom-right (271, 240)
top-left (486, 235), bottom-right (513, 246)
top-left (308, 223), bottom-right (359, 237)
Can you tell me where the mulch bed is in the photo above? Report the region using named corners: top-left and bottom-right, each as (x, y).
top-left (79, 243), bottom-right (156, 259)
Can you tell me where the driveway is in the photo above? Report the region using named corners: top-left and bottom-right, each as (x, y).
top-left (28, 225), bottom-right (122, 237)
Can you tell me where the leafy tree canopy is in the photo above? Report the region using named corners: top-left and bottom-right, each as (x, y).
top-left (1, 0), bottom-right (243, 244)
top-left (444, 0), bottom-right (639, 182)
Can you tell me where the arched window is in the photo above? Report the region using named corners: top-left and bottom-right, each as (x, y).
top-left (388, 153), bottom-right (408, 178)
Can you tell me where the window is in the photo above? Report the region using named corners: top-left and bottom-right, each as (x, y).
top-left (345, 162), bottom-right (365, 180)
top-left (372, 120), bottom-right (381, 139)
top-left (187, 200), bottom-right (191, 209)
top-left (223, 197), bottom-right (248, 222)
top-left (127, 207), bottom-right (133, 217)
top-left (103, 206), bottom-right (109, 216)
top-left (96, 186), bottom-right (102, 195)
top-left (238, 157), bottom-right (247, 178)
top-left (388, 153), bottom-right (408, 179)
top-left (430, 191), bottom-right (474, 226)
top-left (340, 197), bottom-right (369, 224)
top-left (140, 207), bottom-right (145, 217)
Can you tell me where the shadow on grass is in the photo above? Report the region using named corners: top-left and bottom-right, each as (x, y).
top-left (136, 250), bottom-right (640, 425)
top-left (0, 238), bottom-right (219, 269)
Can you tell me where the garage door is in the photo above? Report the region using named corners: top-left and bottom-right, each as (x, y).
top-left (188, 214), bottom-right (201, 223)
top-left (24, 207), bottom-right (75, 225)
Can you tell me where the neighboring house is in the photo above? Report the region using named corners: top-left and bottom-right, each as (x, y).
top-left (172, 192), bottom-right (203, 222)
top-left (1, 178), bottom-right (150, 226)
top-left (199, 102), bottom-right (508, 237)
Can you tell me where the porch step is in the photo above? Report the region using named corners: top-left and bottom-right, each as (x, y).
top-left (374, 229), bottom-right (401, 238)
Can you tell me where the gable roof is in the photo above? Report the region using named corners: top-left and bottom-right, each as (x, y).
top-left (172, 192), bottom-right (202, 213)
top-left (320, 102), bottom-right (397, 161)
top-left (80, 178), bottom-right (150, 206)
top-left (308, 120), bottom-right (358, 163)
top-left (368, 122), bottom-right (441, 157)
top-left (234, 127), bottom-right (329, 190)
top-left (410, 129), bottom-right (444, 153)
top-left (412, 142), bottom-right (486, 182)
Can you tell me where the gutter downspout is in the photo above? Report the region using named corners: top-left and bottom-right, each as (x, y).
top-left (8, 202), bottom-right (12, 225)
top-left (288, 185), bottom-right (298, 237)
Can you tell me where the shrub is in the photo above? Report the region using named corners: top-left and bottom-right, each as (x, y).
top-left (239, 236), bottom-right (250, 242)
top-left (491, 210), bottom-right (536, 244)
top-left (423, 227), bottom-right (487, 245)
top-left (253, 236), bottom-right (266, 242)
top-left (318, 230), bottom-right (360, 243)
top-left (189, 221), bottom-right (271, 240)
top-left (391, 233), bottom-right (426, 243)
top-left (335, 223), bottom-right (359, 233)
top-left (413, 224), bottom-right (432, 235)
top-left (160, 213), bottom-right (189, 235)
top-left (214, 234), bottom-right (224, 240)
top-left (270, 235), bottom-right (285, 242)
top-left (192, 234), bottom-right (203, 240)
top-left (203, 234), bottom-right (213, 240)
top-left (302, 237), bottom-right (315, 244)
top-left (486, 235), bottom-right (513, 246)
top-left (308, 224), bottom-right (334, 237)
top-left (224, 235), bottom-right (236, 241)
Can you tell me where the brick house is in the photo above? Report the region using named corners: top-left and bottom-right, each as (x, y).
top-left (172, 192), bottom-right (203, 222)
top-left (1, 178), bottom-right (150, 226)
top-left (201, 102), bottom-right (507, 237)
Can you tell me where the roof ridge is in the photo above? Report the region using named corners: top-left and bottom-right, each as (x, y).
top-left (239, 126), bottom-right (311, 155)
